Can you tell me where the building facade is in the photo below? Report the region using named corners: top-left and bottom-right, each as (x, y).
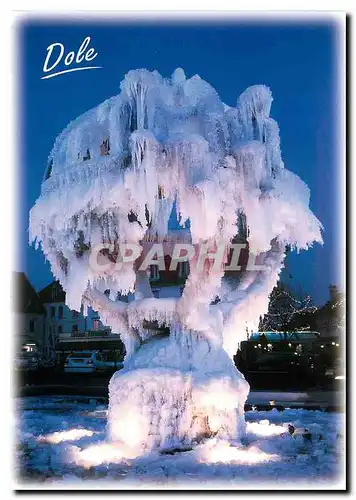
top-left (12, 272), bottom-right (46, 353)
top-left (38, 281), bottom-right (111, 359)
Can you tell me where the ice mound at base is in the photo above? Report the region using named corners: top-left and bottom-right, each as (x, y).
top-left (108, 333), bottom-right (249, 454)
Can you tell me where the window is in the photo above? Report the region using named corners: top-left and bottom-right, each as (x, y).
top-left (178, 261), bottom-right (190, 278)
top-left (29, 319), bottom-right (34, 333)
top-left (51, 306), bottom-right (56, 318)
top-left (72, 310), bottom-right (79, 318)
top-left (150, 264), bottom-right (159, 281)
top-left (58, 306), bottom-right (63, 319)
top-left (152, 289), bottom-right (160, 299)
top-left (58, 325), bottom-right (62, 335)
top-left (93, 320), bottom-right (100, 331)
top-left (72, 324), bottom-right (78, 335)
top-left (52, 284), bottom-right (58, 301)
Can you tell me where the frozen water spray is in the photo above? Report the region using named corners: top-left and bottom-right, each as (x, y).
top-left (29, 68), bottom-right (322, 455)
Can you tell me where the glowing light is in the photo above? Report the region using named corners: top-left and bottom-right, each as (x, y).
top-left (199, 440), bottom-right (280, 465)
top-left (109, 407), bottom-right (148, 449)
top-left (336, 343), bottom-right (340, 347)
top-left (197, 382), bottom-right (240, 411)
top-left (288, 343), bottom-right (292, 347)
top-left (321, 345), bottom-right (324, 348)
top-left (38, 428), bottom-right (95, 444)
top-left (72, 442), bottom-right (133, 468)
top-left (332, 342), bottom-right (335, 346)
top-left (269, 400), bottom-right (275, 406)
top-left (247, 421), bottom-right (287, 437)
top-left (258, 343), bottom-right (262, 348)
top-left (335, 375), bottom-right (345, 380)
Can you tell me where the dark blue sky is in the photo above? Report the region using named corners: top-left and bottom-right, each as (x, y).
top-left (18, 17), bottom-right (341, 305)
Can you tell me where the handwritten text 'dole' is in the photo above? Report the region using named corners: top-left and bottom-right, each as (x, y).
top-left (42, 37), bottom-right (102, 80)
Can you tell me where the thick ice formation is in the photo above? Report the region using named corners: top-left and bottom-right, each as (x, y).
top-left (108, 334), bottom-right (249, 453)
top-left (29, 68), bottom-right (322, 453)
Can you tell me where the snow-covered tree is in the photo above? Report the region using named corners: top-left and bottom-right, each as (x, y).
top-left (29, 69), bottom-right (322, 456)
top-left (258, 281), bottom-right (316, 332)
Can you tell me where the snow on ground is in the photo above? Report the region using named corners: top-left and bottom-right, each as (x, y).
top-left (14, 397), bottom-right (345, 489)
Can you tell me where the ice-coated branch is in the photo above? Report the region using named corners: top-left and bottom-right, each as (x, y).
top-left (30, 68), bottom-right (323, 360)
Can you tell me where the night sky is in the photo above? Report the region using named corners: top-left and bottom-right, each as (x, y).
top-left (17, 17), bottom-right (341, 305)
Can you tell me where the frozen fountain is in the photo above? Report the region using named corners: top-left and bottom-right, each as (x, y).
top-left (29, 68), bottom-right (322, 457)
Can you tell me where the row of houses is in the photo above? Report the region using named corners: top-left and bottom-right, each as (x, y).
top-left (12, 261), bottom-right (190, 361)
top-left (13, 268), bottom-right (344, 365)
top-left (13, 272), bottom-right (110, 360)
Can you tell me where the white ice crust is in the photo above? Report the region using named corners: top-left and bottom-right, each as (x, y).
top-left (29, 69), bottom-right (322, 452)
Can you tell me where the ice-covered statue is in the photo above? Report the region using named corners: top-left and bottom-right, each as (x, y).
top-left (29, 68), bottom-right (322, 456)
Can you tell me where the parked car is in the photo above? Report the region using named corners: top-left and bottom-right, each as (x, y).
top-left (64, 351), bottom-right (123, 373)
top-left (14, 351), bottom-right (43, 371)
